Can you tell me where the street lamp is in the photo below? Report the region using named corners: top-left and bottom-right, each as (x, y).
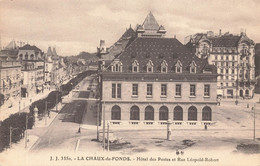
top-left (252, 105), bottom-right (256, 141)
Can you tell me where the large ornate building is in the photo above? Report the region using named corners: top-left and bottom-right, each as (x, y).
top-left (100, 13), bottom-right (218, 127)
top-left (0, 53), bottom-right (21, 104)
top-left (186, 31), bottom-right (256, 98)
top-left (17, 44), bottom-right (45, 97)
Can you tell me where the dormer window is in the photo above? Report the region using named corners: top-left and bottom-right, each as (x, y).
top-left (111, 60), bottom-right (122, 72)
top-left (190, 61), bottom-right (197, 73)
top-left (175, 60), bottom-right (182, 73)
top-left (132, 60), bottom-right (139, 73)
top-left (161, 60), bottom-right (168, 73)
top-left (146, 60), bottom-right (153, 73)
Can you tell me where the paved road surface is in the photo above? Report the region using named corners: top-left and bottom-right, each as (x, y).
top-left (30, 75), bottom-right (99, 152)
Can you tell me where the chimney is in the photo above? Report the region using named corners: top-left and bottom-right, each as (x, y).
top-left (219, 29), bottom-right (222, 36)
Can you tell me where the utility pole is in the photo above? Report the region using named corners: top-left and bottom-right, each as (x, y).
top-left (9, 126), bottom-right (12, 148)
top-left (107, 122), bottom-right (110, 152)
top-left (19, 101), bottom-right (21, 115)
top-left (45, 101), bottom-right (48, 126)
top-left (167, 119), bottom-right (172, 141)
top-left (56, 88), bottom-right (58, 112)
top-left (253, 106), bottom-right (255, 141)
top-left (25, 114), bottom-right (28, 148)
top-left (102, 101), bottom-right (105, 151)
top-left (97, 101), bottom-right (100, 140)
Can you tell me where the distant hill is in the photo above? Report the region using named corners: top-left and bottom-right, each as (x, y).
top-left (65, 52), bottom-right (98, 64)
top-left (77, 51), bottom-right (98, 60)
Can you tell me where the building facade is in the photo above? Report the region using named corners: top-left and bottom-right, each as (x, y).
top-left (100, 13), bottom-right (218, 127)
top-left (0, 56), bottom-right (21, 103)
top-left (17, 44), bottom-right (45, 97)
top-left (186, 31), bottom-right (256, 98)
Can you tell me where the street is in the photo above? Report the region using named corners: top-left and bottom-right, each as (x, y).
top-left (30, 74), bottom-right (100, 153)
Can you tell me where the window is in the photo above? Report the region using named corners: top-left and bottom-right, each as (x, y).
top-left (133, 66), bottom-right (138, 72)
top-left (112, 60), bottom-right (122, 72)
top-left (226, 56), bottom-right (229, 60)
top-left (112, 83), bottom-right (121, 98)
top-left (226, 69), bottom-right (229, 74)
top-left (111, 105), bottom-right (121, 120)
top-left (145, 106), bottom-right (154, 120)
top-left (161, 60), bottom-right (168, 73)
top-left (221, 55), bottom-right (223, 60)
top-left (232, 69), bottom-right (234, 74)
top-left (226, 76), bottom-right (228, 80)
top-left (232, 56), bottom-right (235, 60)
top-left (147, 84), bottom-right (153, 96)
top-left (190, 84), bottom-right (196, 96)
top-left (202, 106), bottom-right (212, 121)
top-left (130, 106), bottom-right (140, 120)
top-left (204, 85), bottom-right (210, 97)
top-left (112, 84), bottom-right (116, 98)
top-left (190, 61), bottom-right (196, 73)
top-left (226, 83), bottom-right (228, 87)
top-left (175, 84), bottom-right (181, 96)
top-left (132, 60), bottom-right (139, 72)
top-left (232, 62), bottom-right (235, 67)
top-left (174, 106), bottom-right (183, 121)
top-left (132, 84), bottom-right (138, 96)
top-left (175, 60), bottom-right (182, 73)
top-left (215, 55), bottom-right (218, 60)
top-left (147, 60), bottom-right (153, 73)
top-left (159, 106), bottom-right (169, 120)
top-left (161, 84), bottom-right (167, 96)
top-left (117, 84), bottom-right (121, 98)
top-left (188, 106), bottom-right (197, 121)
top-left (162, 67), bottom-right (167, 73)
top-left (221, 69), bottom-right (224, 73)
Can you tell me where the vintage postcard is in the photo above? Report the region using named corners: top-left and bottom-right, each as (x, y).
top-left (0, 0), bottom-right (259, 165)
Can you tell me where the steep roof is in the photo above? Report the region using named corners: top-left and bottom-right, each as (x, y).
top-left (19, 44), bottom-right (41, 51)
top-left (110, 37), bottom-right (216, 73)
top-left (142, 12), bottom-right (160, 30)
top-left (47, 47), bottom-right (53, 56)
top-left (101, 27), bottom-right (136, 60)
top-left (210, 35), bottom-right (240, 47)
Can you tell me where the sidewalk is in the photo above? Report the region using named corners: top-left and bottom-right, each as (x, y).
top-left (0, 88), bottom-right (53, 121)
top-left (0, 102), bottom-right (64, 156)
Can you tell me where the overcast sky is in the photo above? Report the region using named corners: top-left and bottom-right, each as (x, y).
top-left (0, 0), bottom-right (259, 56)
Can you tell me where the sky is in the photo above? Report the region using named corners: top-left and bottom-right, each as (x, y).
top-left (0, 0), bottom-right (260, 56)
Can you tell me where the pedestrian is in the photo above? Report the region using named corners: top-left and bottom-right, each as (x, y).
top-left (78, 127), bottom-right (81, 134)
top-left (204, 124), bottom-right (207, 130)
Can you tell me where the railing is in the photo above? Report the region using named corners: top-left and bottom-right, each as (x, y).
top-left (107, 120), bottom-right (217, 126)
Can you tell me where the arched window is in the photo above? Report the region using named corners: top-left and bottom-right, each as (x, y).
top-left (202, 106), bottom-right (212, 121)
top-left (188, 106), bottom-right (197, 121)
top-left (161, 60), bottom-right (168, 73)
top-left (159, 106), bottom-right (168, 120)
top-left (30, 54), bottom-right (34, 60)
top-left (25, 54), bottom-right (28, 60)
top-left (146, 60), bottom-right (153, 73)
top-left (190, 61), bottom-right (197, 73)
top-left (239, 90), bottom-right (243, 97)
top-left (130, 106), bottom-right (140, 120)
top-left (245, 89), bottom-right (249, 97)
top-left (174, 106), bottom-right (183, 121)
top-left (145, 106), bottom-right (154, 120)
top-left (19, 54), bottom-right (23, 60)
top-left (111, 60), bottom-right (122, 72)
top-left (175, 60), bottom-right (182, 73)
top-left (132, 60), bottom-right (139, 73)
top-left (111, 105), bottom-right (121, 120)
